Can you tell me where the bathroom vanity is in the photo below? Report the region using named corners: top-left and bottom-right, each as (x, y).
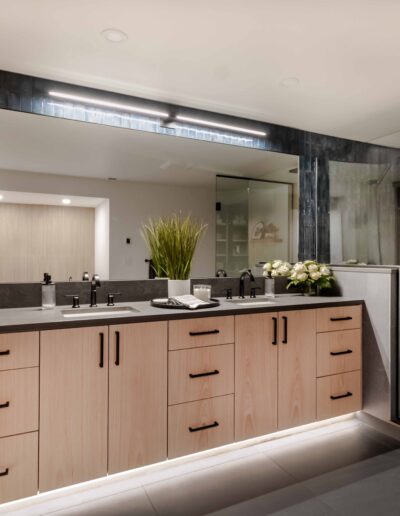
top-left (0, 297), bottom-right (362, 504)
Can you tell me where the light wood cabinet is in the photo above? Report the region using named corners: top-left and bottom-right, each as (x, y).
top-left (317, 305), bottom-right (362, 332)
top-left (0, 331), bottom-right (39, 371)
top-left (0, 432), bottom-right (38, 503)
top-left (317, 329), bottom-right (361, 377)
top-left (108, 322), bottom-right (167, 475)
top-left (235, 313), bottom-right (278, 440)
top-left (39, 327), bottom-right (108, 492)
top-left (278, 309), bottom-right (317, 429)
top-left (169, 316), bottom-right (234, 350)
top-left (317, 370), bottom-right (361, 420)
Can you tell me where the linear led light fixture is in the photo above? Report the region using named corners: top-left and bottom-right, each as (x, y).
top-left (175, 115), bottom-right (266, 137)
top-left (48, 91), bottom-right (169, 118)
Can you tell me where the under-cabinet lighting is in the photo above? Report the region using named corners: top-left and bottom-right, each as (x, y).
top-left (175, 115), bottom-right (267, 137)
top-left (48, 91), bottom-right (169, 118)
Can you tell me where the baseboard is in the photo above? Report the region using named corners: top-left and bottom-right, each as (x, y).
top-left (357, 411), bottom-right (400, 441)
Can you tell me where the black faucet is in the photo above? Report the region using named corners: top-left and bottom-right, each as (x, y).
top-left (90, 274), bottom-right (101, 307)
top-left (239, 269), bottom-right (255, 298)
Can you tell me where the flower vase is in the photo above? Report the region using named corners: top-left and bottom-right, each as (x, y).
top-left (265, 277), bottom-right (275, 298)
top-left (303, 283), bottom-right (317, 296)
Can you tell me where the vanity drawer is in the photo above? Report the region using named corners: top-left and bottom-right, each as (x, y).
top-left (316, 305), bottom-right (361, 333)
top-left (169, 316), bottom-right (234, 350)
top-left (317, 329), bottom-right (361, 377)
top-left (168, 394), bottom-right (234, 458)
top-left (0, 332), bottom-right (39, 371)
top-left (169, 344), bottom-right (234, 405)
top-left (317, 371), bottom-right (361, 420)
top-left (0, 432), bottom-right (38, 503)
top-left (0, 368), bottom-right (39, 437)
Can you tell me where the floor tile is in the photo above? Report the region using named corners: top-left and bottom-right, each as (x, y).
top-left (208, 483), bottom-right (338, 515)
top-left (47, 487), bottom-right (156, 515)
top-left (265, 424), bottom-right (398, 483)
top-left (145, 453), bottom-right (295, 516)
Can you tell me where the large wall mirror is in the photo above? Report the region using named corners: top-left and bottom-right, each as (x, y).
top-left (0, 108), bottom-right (299, 281)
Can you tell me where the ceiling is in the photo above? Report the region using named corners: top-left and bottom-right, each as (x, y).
top-left (1, 1), bottom-right (400, 147)
top-left (0, 110), bottom-right (298, 186)
top-left (0, 190), bottom-right (104, 207)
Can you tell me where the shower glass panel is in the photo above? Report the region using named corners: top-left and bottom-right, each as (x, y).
top-left (328, 160), bottom-right (398, 265)
top-left (216, 176), bottom-right (296, 276)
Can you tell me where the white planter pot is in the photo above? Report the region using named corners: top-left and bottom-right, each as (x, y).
top-left (168, 279), bottom-right (191, 297)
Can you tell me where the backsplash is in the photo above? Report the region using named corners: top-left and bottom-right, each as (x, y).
top-left (0, 277), bottom-right (290, 309)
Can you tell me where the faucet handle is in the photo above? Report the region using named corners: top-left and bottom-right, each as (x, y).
top-left (107, 292), bottom-right (121, 306)
top-left (224, 288), bottom-right (233, 300)
top-left (65, 294), bottom-right (80, 308)
top-left (250, 287), bottom-right (261, 299)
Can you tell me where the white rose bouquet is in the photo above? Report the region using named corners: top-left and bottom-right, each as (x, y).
top-left (263, 260), bottom-right (292, 278)
top-left (287, 260), bottom-right (333, 292)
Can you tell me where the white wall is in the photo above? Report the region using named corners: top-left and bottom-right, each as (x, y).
top-left (0, 169), bottom-right (216, 279)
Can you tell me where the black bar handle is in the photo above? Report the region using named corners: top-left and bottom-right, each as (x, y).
top-left (0, 468), bottom-right (9, 477)
top-left (0, 350), bottom-right (10, 356)
top-left (189, 369), bottom-right (219, 379)
top-left (0, 402), bottom-right (9, 409)
top-left (189, 329), bottom-right (220, 337)
top-left (330, 349), bottom-right (353, 356)
top-left (272, 317), bottom-right (278, 345)
top-left (330, 391), bottom-right (353, 400)
top-left (115, 331), bottom-right (120, 366)
top-left (330, 316), bottom-right (352, 321)
top-left (282, 316), bottom-right (288, 344)
top-left (189, 421), bottom-right (219, 433)
top-left (99, 333), bottom-right (104, 368)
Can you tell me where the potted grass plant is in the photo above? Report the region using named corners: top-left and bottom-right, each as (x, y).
top-left (142, 214), bottom-right (207, 297)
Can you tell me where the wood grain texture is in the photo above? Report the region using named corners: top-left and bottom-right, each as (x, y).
top-left (278, 309), bottom-right (317, 430)
top-left (39, 327), bottom-right (108, 492)
top-left (317, 370), bottom-right (362, 420)
top-left (0, 432), bottom-right (38, 503)
top-left (0, 203), bottom-right (95, 282)
top-left (169, 344), bottom-right (234, 405)
top-left (235, 313), bottom-right (278, 441)
top-left (0, 332), bottom-right (39, 371)
top-left (168, 395), bottom-right (234, 459)
top-left (317, 329), bottom-right (361, 377)
top-left (108, 322), bottom-right (168, 475)
top-left (169, 316), bottom-right (234, 350)
top-left (316, 305), bottom-right (362, 333)
top-left (0, 368), bottom-right (39, 438)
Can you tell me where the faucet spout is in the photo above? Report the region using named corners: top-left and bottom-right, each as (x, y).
top-left (239, 269), bottom-right (255, 299)
top-left (90, 274), bottom-right (101, 307)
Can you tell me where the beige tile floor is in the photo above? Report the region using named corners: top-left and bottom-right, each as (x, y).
top-left (2, 417), bottom-right (400, 516)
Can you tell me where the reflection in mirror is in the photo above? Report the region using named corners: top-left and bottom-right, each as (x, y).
top-left (328, 160), bottom-right (399, 265)
top-left (0, 109), bottom-right (299, 281)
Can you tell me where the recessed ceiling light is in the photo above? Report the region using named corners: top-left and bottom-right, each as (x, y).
top-left (0, 195), bottom-right (3, 201)
top-left (280, 77), bottom-right (300, 88)
top-left (62, 198), bottom-right (71, 205)
top-left (101, 28), bottom-right (128, 43)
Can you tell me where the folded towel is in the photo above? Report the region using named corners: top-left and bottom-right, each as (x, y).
top-left (168, 295), bottom-right (210, 310)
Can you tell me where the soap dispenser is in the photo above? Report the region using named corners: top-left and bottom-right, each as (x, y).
top-left (42, 273), bottom-right (56, 309)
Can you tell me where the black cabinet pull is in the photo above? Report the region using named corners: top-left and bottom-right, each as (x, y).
top-left (330, 391), bottom-right (353, 400)
top-left (99, 333), bottom-right (104, 368)
top-left (0, 468), bottom-right (9, 477)
top-left (115, 331), bottom-right (120, 366)
top-left (330, 349), bottom-right (353, 356)
top-left (282, 316), bottom-right (288, 344)
top-left (0, 350), bottom-right (10, 356)
top-left (272, 317), bottom-right (277, 345)
top-left (0, 402), bottom-right (9, 409)
top-left (330, 316), bottom-right (352, 322)
top-left (189, 329), bottom-right (220, 337)
top-left (189, 421), bottom-right (219, 433)
top-left (189, 369), bottom-right (219, 379)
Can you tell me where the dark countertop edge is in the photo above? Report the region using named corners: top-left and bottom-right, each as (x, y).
top-left (0, 299), bottom-right (364, 334)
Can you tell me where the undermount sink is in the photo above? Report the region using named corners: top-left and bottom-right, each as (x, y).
top-left (227, 298), bottom-right (276, 306)
top-left (61, 306), bottom-right (139, 318)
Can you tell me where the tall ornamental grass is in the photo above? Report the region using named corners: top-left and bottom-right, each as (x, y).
top-left (142, 214), bottom-right (207, 280)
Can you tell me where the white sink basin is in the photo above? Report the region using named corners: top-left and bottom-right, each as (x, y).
top-left (61, 306), bottom-right (139, 318)
top-left (227, 298), bottom-right (276, 307)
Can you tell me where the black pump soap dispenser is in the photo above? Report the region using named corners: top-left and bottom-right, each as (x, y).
top-left (42, 273), bottom-right (56, 309)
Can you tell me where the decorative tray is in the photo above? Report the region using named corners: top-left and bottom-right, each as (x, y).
top-left (150, 298), bottom-right (220, 310)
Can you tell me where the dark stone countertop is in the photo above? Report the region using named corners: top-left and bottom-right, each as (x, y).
top-left (0, 295), bottom-right (363, 333)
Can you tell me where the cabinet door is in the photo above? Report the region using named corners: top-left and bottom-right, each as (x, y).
top-left (39, 327), bottom-right (108, 492)
top-left (235, 313), bottom-right (278, 441)
top-left (109, 321), bottom-right (167, 474)
top-left (278, 310), bottom-right (316, 430)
